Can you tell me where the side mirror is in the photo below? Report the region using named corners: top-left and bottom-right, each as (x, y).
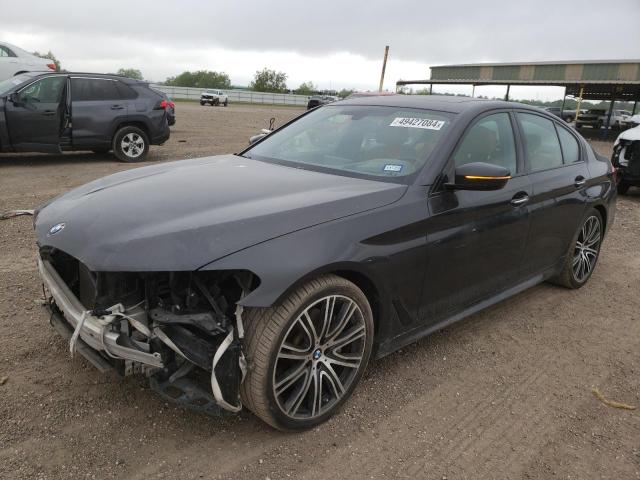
top-left (446, 162), bottom-right (511, 191)
top-left (8, 92), bottom-right (20, 105)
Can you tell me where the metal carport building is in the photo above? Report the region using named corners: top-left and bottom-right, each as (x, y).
top-left (396, 60), bottom-right (640, 128)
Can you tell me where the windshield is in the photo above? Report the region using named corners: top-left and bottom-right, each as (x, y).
top-left (0, 73), bottom-right (36, 96)
top-left (245, 105), bottom-right (453, 181)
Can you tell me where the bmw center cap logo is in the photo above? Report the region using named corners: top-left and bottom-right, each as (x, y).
top-left (48, 222), bottom-right (66, 236)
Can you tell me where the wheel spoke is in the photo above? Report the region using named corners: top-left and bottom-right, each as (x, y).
top-left (328, 324), bottom-right (365, 350)
top-left (325, 351), bottom-right (361, 369)
top-left (275, 360), bottom-right (309, 395)
top-left (326, 300), bottom-right (357, 342)
top-left (287, 369), bottom-right (313, 416)
top-left (298, 311), bottom-right (319, 344)
top-left (319, 296), bottom-right (336, 343)
top-left (321, 363), bottom-right (345, 396)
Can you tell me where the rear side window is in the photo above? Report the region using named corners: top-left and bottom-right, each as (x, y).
top-left (556, 126), bottom-right (580, 163)
top-left (518, 113), bottom-right (563, 172)
top-left (453, 112), bottom-right (517, 174)
top-left (71, 78), bottom-right (120, 101)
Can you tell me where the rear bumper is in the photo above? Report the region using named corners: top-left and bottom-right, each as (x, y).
top-left (37, 257), bottom-right (163, 368)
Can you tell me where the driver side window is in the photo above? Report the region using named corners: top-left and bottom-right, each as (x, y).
top-left (18, 76), bottom-right (66, 104)
top-left (453, 112), bottom-right (517, 175)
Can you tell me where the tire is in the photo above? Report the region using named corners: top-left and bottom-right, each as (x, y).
top-left (200, 101), bottom-right (205, 106)
top-left (550, 208), bottom-right (603, 289)
top-left (240, 274), bottom-right (374, 431)
top-left (223, 100), bottom-right (228, 107)
top-left (617, 181), bottom-right (630, 195)
top-left (596, 121), bottom-right (603, 129)
top-left (213, 99), bottom-right (220, 106)
top-left (112, 126), bottom-right (149, 162)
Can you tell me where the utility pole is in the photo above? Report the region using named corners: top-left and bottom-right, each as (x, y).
top-left (379, 46), bottom-right (389, 92)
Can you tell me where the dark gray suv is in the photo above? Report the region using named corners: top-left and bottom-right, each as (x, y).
top-left (0, 72), bottom-right (171, 162)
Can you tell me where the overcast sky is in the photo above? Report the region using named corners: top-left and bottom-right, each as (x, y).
top-left (3, 0), bottom-right (640, 100)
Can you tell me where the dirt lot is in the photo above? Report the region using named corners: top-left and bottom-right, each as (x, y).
top-left (1, 102), bottom-right (638, 480)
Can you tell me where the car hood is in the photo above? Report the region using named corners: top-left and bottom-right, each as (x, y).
top-left (35, 155), bottom-right (407, 271)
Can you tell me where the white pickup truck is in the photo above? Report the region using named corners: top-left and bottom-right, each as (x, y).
top-left (200, 89), bottom-right (228, 107)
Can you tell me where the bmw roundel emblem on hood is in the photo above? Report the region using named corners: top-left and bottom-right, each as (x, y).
top-left (48, 223), bottom-right (66, 236)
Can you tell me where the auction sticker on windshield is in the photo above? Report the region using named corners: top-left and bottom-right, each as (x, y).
top-left (389, 117), bottom-right (445, 130)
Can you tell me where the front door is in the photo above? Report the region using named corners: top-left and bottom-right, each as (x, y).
top-left (422, 111), bottom-right (532, 324)
top-left (5, 75), bottom-right (67, 152)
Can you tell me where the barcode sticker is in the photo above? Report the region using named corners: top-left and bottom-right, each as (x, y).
top-left (389, 117), bottom-right (445, 130)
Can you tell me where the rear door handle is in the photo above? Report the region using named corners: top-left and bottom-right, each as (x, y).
top-left (111, 105), bottom-right (124, 110)
top-left (574, 176), bottom-right (586, 188)
top-left (510, 193), bottom-right (530, 206)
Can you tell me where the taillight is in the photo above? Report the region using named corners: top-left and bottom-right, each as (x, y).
top-left (155, 99), bottom-right (169, 110)
top-left (46, 63), bottom-right (56, 71)
top-left (169, 101), bottom-right (175, 108)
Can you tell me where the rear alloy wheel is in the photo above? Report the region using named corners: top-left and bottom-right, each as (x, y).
top-left (113, 126), bottom-right (149, 162)
top-left (551, 209), bottom-right (603, 289)
top-left (240, 275), bottom-right (373, 430)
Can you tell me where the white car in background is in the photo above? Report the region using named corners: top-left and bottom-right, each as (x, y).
top-left (0, 41), bottom-right (56, 81)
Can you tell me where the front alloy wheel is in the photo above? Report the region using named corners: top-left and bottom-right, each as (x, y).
top-left (273, 295), bottom-right (366, 420)
top-left (241, 275), bottom-right (373, 430)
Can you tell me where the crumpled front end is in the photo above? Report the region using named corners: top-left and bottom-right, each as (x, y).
top-left (612, 133), bottom-right (640, 186)
top-left (39, 247), bottom-right (257, 415)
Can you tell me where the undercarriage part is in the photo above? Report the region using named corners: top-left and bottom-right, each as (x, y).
top-left (150, 375), bottom-right (227, 416)
top-left (211, 328), bottom-right (243, 412)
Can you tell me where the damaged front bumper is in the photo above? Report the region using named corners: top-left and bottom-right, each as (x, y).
top-left (37, 256), bottom-right (248, 415)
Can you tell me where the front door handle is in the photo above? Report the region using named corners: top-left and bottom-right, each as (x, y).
top-left (574, 176), bottom-right (586, 188)
top-left (111, 105), bottom-right (124, 110)
top-left (510, 193), bottom-right (530, 206)
top-left (42, 110), bottom-right (56, 116)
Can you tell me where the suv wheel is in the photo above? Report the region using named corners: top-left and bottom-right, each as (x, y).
top-left (200, 101), bottom-right (205, 106)
top-left (113, 126), bottom-right (149, 162)
top-left (223, 100), bottom-right (228, 107)
top-left (240, 275), bottom-right (374, 430)
top-left (550, 208), bottom-right (603, 289)
top-left (213, 98), bottom-right (220, 106)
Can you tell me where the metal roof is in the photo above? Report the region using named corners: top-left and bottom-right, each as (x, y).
top-left (396, 60), bottom-right (640, 101)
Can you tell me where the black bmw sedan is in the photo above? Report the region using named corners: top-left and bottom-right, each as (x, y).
top-left (34, 95), bottom-right (616, 430)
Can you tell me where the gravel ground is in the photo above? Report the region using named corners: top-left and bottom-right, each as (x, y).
top-left (0, 103), bottom-right (638, 479)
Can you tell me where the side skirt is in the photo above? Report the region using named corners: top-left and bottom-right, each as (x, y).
top-left (376, 269), bottom-right (556, 358)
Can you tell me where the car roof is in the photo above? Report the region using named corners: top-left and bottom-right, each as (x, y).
top-left (23, 71), bottom-right (144, 84)
top-left (337, 94), bottom-right (539, 114)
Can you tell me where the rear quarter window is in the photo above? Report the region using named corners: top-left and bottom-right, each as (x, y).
top-left (556, 125), bottom-right (580, 163)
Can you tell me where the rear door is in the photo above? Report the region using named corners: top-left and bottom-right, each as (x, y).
top-left (70, 77), bottom-right (129, 148)
top-left (5, 75), bottom-right (67, 152)
top-left (516, 112), bottom-right (589, 277)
